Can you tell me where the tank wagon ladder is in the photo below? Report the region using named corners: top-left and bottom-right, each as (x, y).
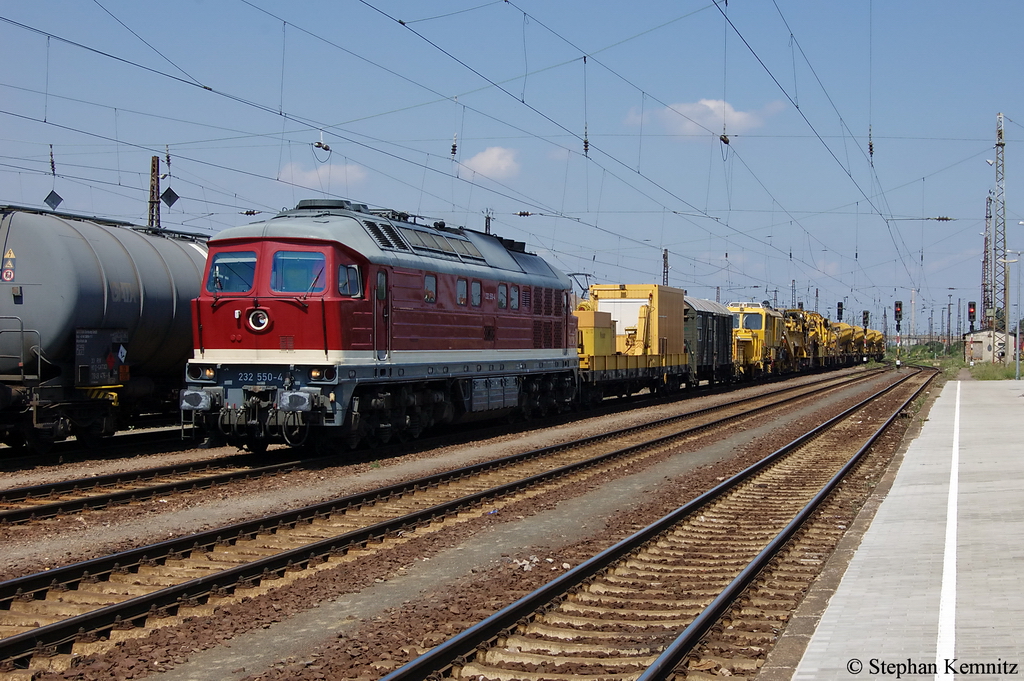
top-left (0, 316), bottom-right (41, 384)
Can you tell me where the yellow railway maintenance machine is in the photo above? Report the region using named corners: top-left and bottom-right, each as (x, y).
top-left (728, 301), bottom-right (787, 378)
top-left (783, 307), bottom-right (834, 370)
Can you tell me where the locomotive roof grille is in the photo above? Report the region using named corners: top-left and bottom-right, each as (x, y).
top-left (362, 220), bottom-right (411, 251)
top-left (361, 218), bottom-right (486, 264)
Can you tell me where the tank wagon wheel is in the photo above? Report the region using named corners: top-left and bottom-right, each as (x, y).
top-left (72, 424), bottom-right (108, 449)
top-left (2, 430), bottom-right (26, 449)
top-left (20, 427), bottom-right (55, 455)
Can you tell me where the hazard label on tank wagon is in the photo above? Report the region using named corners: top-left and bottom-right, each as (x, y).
top-left (2, 248), bottom-right (15, 281)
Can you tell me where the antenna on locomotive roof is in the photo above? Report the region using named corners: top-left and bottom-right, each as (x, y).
top-left (484, 209), bottom-right (492, 235)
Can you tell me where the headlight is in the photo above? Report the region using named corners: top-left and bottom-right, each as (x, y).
top-left (248, 309), bottom-right (270, 332)
top-left (308, 366), bottom-right (337, 382)
top-left (187, 364), bottom-right (216, 381)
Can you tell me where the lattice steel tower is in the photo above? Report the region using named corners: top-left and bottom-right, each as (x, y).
top-left (993, 112), bottom-right (1008, 338)
top-left (982, 193), bottom-right (993, 330)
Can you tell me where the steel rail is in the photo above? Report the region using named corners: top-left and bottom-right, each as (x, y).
top-left (636, 368), bottom-right (934, 680)
top-left (0, 452), bottom-right (266, 501)
top-left (0, 370), bottom-right (886, 666)
top-left (380, 368), bottom-right (929, 681)
top-left (0, 454), bottom-right (298, 524)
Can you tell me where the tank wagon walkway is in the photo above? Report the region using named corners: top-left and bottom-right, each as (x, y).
top-left (766, 378), bottom-right (1024, 680)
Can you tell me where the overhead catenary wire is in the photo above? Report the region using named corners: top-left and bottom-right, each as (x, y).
top-left (0, 3), bottom-right (968, 308)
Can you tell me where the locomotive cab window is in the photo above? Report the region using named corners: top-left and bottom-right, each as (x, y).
top-left (271, 251), bottom-right (327, 293)
top-left (471, 281), bottom-right (482, 307)
top-left (424, 274), bottom-right (437, 303)
top-left (376, 271), bottom-right (387, 301)
top-left (338, 264), bottom-right (362, 297)
top-left (207, 251), bottom-right (257, 293)
top-left (510, 285), bottom-right (520, 310)
top-left (743, 314), bottom-right (763, 330)
top-left (457, 279), bottom-right (468, 306)
top-left (498, 284), bottom-right (508, 309)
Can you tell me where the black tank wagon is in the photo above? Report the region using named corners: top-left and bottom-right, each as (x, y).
top-left (0, 206), bottom-right (208, 451)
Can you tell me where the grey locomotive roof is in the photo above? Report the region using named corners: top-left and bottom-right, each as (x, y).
top-left (210, 200), bottom-right (570, 289)
top-left (685, 296), bottom-right (732, 316)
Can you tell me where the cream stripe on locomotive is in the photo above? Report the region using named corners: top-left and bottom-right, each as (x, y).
top-left (191, 347), bottom-right (578, 366)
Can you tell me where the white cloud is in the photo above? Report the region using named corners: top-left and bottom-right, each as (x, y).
top-left (279, 161), bottom-right (366, 190)
top-left (463, 147), bottom-right (520, 180)
top-left (642, 99), bottom-right (785, 137)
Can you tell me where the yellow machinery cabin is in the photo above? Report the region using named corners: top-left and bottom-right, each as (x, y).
top-left (728, 301), bottom-right (786, 377)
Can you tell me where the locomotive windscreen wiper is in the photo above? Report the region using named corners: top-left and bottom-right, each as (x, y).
top-left (300, 267), bottom-right (324, 301)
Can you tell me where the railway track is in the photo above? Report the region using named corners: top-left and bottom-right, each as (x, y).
top-left (0, 453), bottom-right (301, 525)
top-left (377, 367), bottom-right (932, 680)
top-left (0, 428), bottom-right (183, 473)
top-left (0, 370), bottom-right (881, 529)
top-left (0, 368), bottom-right (894, 673)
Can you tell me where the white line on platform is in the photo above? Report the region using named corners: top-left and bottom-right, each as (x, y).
top-left (935, 380), bottom-right (960, 678)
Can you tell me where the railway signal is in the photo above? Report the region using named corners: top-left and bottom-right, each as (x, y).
top-left (837, 301), bottom-right (844, 321)
top-left (894, 300), bottom-right (903, 333)
top-left (862, 310), bottom-right (870, 327)
top-left (968, 300), bottom-right (976, 332)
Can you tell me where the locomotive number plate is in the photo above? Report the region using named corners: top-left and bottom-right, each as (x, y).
top-left (235, 371), bottom-right (284, 384)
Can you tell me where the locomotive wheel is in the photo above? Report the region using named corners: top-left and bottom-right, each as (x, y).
top-left (310, 433), bottom-right (340, 456)
top-left (244, 438), bottom-right (269, 454)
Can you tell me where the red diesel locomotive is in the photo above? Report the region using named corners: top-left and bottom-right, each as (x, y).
top-left (180, 199), bottom-right (578, 452)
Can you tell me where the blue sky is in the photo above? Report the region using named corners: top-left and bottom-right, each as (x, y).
top-left (1, 1), bottom-right (1021, 336)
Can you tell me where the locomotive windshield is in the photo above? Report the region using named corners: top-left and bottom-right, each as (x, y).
top-left (207, 251), bottom-right (257, 293)
top-left (731, 313), bottom-right (763, 330)
top-left (271, 251), bottom-right (327, 293)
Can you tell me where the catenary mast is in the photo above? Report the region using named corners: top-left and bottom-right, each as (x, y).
top-left (982, 193), bottom-right (993, 330)
top-left (993, 113), bottom-right (1008, 349)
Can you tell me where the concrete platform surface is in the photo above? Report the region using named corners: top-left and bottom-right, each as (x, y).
top-left (786, 379), bottom-right (1024, 680)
